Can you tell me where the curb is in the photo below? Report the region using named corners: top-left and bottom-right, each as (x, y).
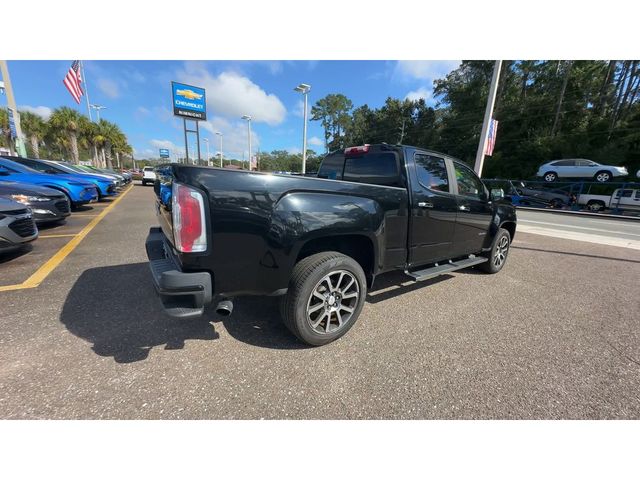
top-left (516, 206), bottom-right (640, 221)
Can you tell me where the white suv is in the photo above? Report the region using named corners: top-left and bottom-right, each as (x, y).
top-left (141, 166), bottom-right (157, 186)
top-left (537, 159), bottom-right (628, 183)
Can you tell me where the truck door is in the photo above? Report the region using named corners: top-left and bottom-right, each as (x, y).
top-left (450, 161), bottom-right (493, 258)
top-left (408, 152), bottom-right (458, 266)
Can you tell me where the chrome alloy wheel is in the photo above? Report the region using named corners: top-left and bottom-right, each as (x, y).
top-left (596, 172), bottom-right (611, 182)
top-left (306, 270), bottom-right (360, 334)
top-left (493, 235), bottom-right (510, 268)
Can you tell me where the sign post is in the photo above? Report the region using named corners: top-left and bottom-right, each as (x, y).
top-left (171, 81), bottom-right (206, 165)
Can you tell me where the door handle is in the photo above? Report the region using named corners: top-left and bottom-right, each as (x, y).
top-left (459, 205), bottom-right (471, 212)
top-left (418, 202), bottom-right (434, 208)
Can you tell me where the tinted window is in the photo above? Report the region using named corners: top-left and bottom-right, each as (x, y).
top-left (414, 154), bottom-right (449, 192)
top-left (317, 154), bottom-right (344, 180)
top-left (615, 189), bottom-right (633, 198)
top-left (343, 153), bottom-right (400, 187)
top-left (20, 159), bottom-right (49, 172)
top-left (552, 160), bottom-right (576, 166)
top-left (578, 160), bottom-right (596, 166)
top-left (454, 162), bottom-right (485, 199)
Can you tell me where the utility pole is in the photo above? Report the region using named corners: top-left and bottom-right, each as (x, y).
top-left (0, 61), bottom-right (27, 157)
top-left (474, 60), bottom-right (502, 177)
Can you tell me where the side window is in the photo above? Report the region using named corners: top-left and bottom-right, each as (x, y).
top-left (414, 154), bottom-right (449, 192)
top-left (317, 154), bottom-right (344, 180)
top-left (454, 162), bottom-right (485, 199)
top-left (26, 160), bottom-right (48, 172)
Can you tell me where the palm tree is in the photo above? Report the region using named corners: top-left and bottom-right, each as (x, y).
top-left (48, 107), bottom-right (84, 164)
top-left (96, 119), bottom-right (124, 169)
top-left (78, 116), bottom-right (100, 166)
top-left (19, 111), bottom-right (47, 158)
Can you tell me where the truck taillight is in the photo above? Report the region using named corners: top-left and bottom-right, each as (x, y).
top-left (172, 182), bottom-right (207, 253)
top-left (344, 144), bottom-right (370, 156)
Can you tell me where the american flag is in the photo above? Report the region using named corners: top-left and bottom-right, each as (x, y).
top-left (63, 60), bottom-right (83, 104)
top-left (484, 119), bottom-right (499, 156)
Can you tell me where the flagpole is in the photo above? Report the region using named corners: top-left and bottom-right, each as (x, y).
top-left (474, 60), bottom-right (502, 177)
top-left (80, 61), bottom-right (93, 122)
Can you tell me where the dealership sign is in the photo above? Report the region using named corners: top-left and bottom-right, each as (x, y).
top-left (171, 81), bottom-right (207, 120)
top-left (159, 148), bottom-right (170, 158)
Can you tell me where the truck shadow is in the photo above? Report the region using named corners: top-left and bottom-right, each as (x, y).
top-left (60, 263), bottom-right (220, 363)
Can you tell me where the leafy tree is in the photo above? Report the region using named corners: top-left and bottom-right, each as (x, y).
top-left (311, 94), bottom-right (353, 151)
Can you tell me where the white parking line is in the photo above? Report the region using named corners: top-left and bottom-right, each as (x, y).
top-left (519, 219), bottom-right (640, 237)
top-left (518, 225), bottom-right (640, 250)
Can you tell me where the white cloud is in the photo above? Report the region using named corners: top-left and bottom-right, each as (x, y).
top-left (308, 136), bottom-right (323, 147)
top-left (395, 60), bottom-right (461, 81)
top-left (97, 78), bottom-right (120, 99)
top-left (293, 100), bottom-right (305, 118)
top-left (176, 63), bottom-right (286, 126)
top-left (287, 146), bottom-right (302, 155)
top-left (405, 87), bottom-right (431, 102)
top-left (18, 105), bottom-right (52, 119)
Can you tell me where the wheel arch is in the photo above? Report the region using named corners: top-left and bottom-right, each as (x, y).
top-left (500, 221), bottom-right (517, 242)
top-left (295, 234), bottom-right (376, 287)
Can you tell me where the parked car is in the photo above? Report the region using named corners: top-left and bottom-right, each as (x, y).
top-left (5, 156), bottom-right (117, 200)
top-left (483, 179), bottom-right (571, 208)
top-left (145, 144), bottom-right (517, 346)
top-left (0, 197), bottom-right (38, 254)
top-left (0, 157), bottom-right (98, 209)
top-left (61, 163), bottom-right (125, 188)
top-left (142, 166), bottom-right (156, 186)
top-left (537, 159), bottom-right (628, 183)
top-left (0, 181), bottom-right (70, 224)
top-left (74, 164), bottom-right (129, 185)
top-left (578, 187), bottom-right (640, 212)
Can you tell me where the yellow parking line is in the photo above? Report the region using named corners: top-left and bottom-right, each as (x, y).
top-left (38, 234), bottom-right (78, 239)
top-left (0, 186), bottom-right (133, 292)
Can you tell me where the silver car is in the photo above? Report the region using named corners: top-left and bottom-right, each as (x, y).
top-left (537, 159), bottom-right (628, 183)
top-left (0, 197), bottom-right (38, 254)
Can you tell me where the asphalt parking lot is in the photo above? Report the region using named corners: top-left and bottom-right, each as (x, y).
top-left (0, 183), bottom-right (639, 419)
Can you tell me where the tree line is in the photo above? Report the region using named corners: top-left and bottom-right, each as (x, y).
top-left (0, 106), bottom-right (133, 169)
top-left (310, 60), bottom-right (640, 179)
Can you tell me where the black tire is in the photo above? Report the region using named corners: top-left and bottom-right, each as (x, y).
top-left (479, 228), bottom-right (511, 274)
top-left (594, 171), bottom-right (612, 183)
top-left (280, 251), bottom-right (367, 346)
top-left (141, 180), bottom-right (147, 186)
top-left (543, 172), bottom-right (557, 182)
top-left (550, 198), bottom-right (564, 209)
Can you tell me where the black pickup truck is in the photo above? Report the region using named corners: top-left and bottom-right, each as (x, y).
top-left (146, 144), bottom-right (516, 345)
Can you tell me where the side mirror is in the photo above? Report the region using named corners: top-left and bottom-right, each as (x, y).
top-left (490, 188), bottom-right (505, 201)
top-left (0, 166), bottom-right (10, 176)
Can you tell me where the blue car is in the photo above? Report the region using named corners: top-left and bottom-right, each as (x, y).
top-left (0, 156), bottom-right (98, 209)
top-left (6, 156), bottom-right (117, 200)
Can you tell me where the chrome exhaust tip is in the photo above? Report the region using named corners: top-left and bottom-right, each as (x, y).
top-left (215, 299), bottom-right (233, 316)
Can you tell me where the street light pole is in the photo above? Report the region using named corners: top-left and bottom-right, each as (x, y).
top-left (294, 83), bottom-right (311, 174)
top-left (215, 131), bottom-right (223, 167)
top-left (90, 104), bottom-right (107, 121)
top-left (242, 115), bottom-right (252, 170)
top-left (203, 138), bottom-right (210, 166)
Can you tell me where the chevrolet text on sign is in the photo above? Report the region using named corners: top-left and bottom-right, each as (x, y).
top-left (171, 81), bottom-right (207, 120)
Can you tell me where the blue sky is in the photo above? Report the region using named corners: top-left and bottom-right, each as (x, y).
top-left (4, 60), bottom-right (460, 160)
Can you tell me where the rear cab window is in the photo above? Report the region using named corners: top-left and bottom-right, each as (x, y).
top-left (317, 147), bottom-right (403, 188)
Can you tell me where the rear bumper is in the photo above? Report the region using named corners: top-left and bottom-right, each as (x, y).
top-left (145, 227), bottom-right (212, 319)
